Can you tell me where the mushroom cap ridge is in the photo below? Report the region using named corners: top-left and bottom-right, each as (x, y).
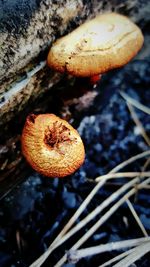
top-left (47, 13), bottom-right (144, 77)
top-left (21, 114), bottom-right (85, 177)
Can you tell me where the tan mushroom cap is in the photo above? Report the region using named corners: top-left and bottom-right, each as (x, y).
top-left (21, 114), bottom-right (85, 177)
top-left (47, 13), bottom-right (144, 77)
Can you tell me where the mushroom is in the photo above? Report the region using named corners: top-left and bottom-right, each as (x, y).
top-left (47, 13), bottom-right (144, 79)
top-left (21, 114), bottom-right (85, 177)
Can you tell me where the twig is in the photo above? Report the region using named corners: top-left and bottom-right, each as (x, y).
top-left (107, 150), bottom-right (150, 175)
top-left (126, 102), bottom-right (150, 146)
top-left (46, 176), bottom-right (141, 251)
top-left (98, 248), bottom-right (136, 267)
top-left (141, 185), bottom-right (150, 189)
top-left (133, 157), bottom-right (150, 203)
top-left (29, 179), bottom-right (106, 267)
top-left (126, 199), bottom-right (148, 237)
top-left (29, 151), bottom-right (150, 267)
top-left (142, 158), bottom-right (150, 171)
top-left (120, 91), bottom-right (150, 115)
top-left (95, 171), bottom-right (150, 182)
top-left (31, 172), bottom-right (149, 266)
top-left (67, 237), bottom-right (150, 263)
top-left (54, 178), bottom-right (150, 266)
top-left (113, 242), bottom-right (150, 267)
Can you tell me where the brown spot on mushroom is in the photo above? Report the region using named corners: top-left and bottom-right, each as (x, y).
top-left (21, 114), bottom-right (85, 177)
top-left (28, 114), bottom-right (37, 124)
top-left (44, 121), bottom-right (77, 151)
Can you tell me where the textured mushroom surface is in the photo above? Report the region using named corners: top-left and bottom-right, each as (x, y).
top-left (21, 114), bottom-right (85, 177)
top-left (47, 13), bottom-right (144, 77)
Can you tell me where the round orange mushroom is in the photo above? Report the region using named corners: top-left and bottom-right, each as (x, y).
top-left (21, 114), bottom-right (85, 177)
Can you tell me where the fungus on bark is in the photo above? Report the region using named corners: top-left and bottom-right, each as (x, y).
top-left (21, 114), bottom-right (85, 177)
top-left (47, 13), bottom-right (144, 79)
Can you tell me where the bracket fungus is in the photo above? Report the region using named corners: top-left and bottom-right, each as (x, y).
top-left (21, 114), bottom-right (85, 177)
top-left (47, 13), bottom-right (144, 78)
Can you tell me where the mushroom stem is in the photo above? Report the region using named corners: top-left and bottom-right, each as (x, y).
top-left (89, 74), bottom-right (102, 86)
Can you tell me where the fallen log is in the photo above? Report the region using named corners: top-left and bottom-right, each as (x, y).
top-left (0, 0), bottom-right (150, 195)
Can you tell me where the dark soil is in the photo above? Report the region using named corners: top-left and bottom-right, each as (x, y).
top-left (0, 59), bottom-right (150, 267)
